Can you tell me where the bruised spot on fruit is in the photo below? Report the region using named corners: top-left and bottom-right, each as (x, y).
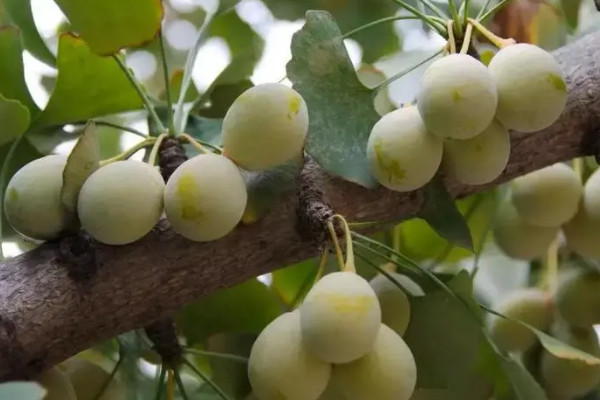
top-left (177, 173), bottom-right (203, 220)
top-left (452, 89), bottom-right (462, 103)
top-left (374, 140), bottom-right (407, 183)
top-left (547, 73), bottom-right (567, 93)
top-left (287, 94), bottom-right (302, 120)
top-left (7, 188), bottom-right (18, 202)
top-left (319, 293), bottom-right (376, 315)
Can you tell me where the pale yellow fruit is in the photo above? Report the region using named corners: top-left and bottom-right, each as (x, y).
top-left (222, 83), bottom-right (308, 171)
top-left (36, 366), bottom-right (77, 400)
top-left (332, 324), bottom-right (417, 400)
top-left (442, 120), bottom-right (510, 185)
top-left (488, 43), bottom-right (567, 133)
top-left (582, 167), bottom-right (600, 220)
top-left (366, 106), bottom-right (442, 192)
top-left (563, 206), bottom-right (600, 259)
top-left (164, 153), bottom-right (247, 242)
top-left (493, 199), bottom-right (559, 260)
top-left (317, 381), bottom-right (347, 400)
top-left (417, 54), bottom-right (497, 139)
top-left (61, 359), bottom-right (125, 400)
top-left (4, 155), bottom-right (69, 240)
top-left (356, 65), bottom-right (395, 116)
top-left (301, 271), bottom-right (382, 363)
top-left (78, 160), bottom-right (164, 245)
top-left (554, 268), bottom-right (600, 328)
top-left (248, 311), bottom-right (330, 400)
top-left (487, 288), bottom-right (553, 353)
top-left (541, 323), bottom-right (600, 399)
top-left (511, 163), bottom-right (582, 227)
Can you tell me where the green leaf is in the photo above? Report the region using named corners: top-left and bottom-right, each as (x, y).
top-left (417, 176), bottom-right (474, 252)
top-left (0, 382), bottom-right (46, 400)
top-left (33, 34), bottom-right (144, 128)
top-left (209, 9), bottom-right (263, 62)
top-left (197, 80), bottom-right (253, 119)
top-left (185, 115), bottom-right (223, 146)
top-left (287, 11), bottom-right (380, 188)
top-left (496, 354), bottom-right (548, 400)
top-left (560, 0), bottom-right (582, 30)
top-left (162, 69), bottom-right (200, 103)
top-left (61, 122), bottom-right (100, 215)
top-left (3, 0), bottom-right (56, 66)
top-left (271, 259), bottom-right (317, 305)
top-left (0, 95), bottom-right (30, 147)
top-left (53, 0), bottom-right (164, 55)
top-left (176, 278), bottom-right (281, 344)
top-left (0, 26), bottom-right (40, 115)
top-left (205, 333), bottom-right (253, 399)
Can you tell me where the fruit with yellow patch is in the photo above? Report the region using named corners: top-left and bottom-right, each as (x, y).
top-left (554, 268), bottom-right (600, 328)
top-left (332, 324), bottom-right (417, 400)
top-left (222, 83), bottom-right (309, 171)
top-left (366, 106), bottom-right (442, 192)
top-left (61, 359), bottom-right (126, 400)
top-left (78, 160), bottom-right (164, 245)
top-left (488, 43), bottom-right (567, 133)
top-left (164, 153), bottom-right (247, 242)
top-left (417, 54), bottom-right (497, 139)
top-left (442, 120), bottom-right (510, 185)
top-left (4, 155), bottom-right (70, 240)
top-left (487, 288), bottom-right (553, 353)
top-left (511, 163), bottom-right (582, 227)
top-left (248, 311), bottom-right (330, 400)
top-left (300, 271), bottom-right (382, 363)
top-left (36, 366), bottom-right (77, 400)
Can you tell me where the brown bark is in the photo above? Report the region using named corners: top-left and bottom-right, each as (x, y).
top-left (1, 32), bottom-right (600, 380)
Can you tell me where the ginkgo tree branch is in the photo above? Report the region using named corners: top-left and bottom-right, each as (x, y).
top-left (1, 32), bottom-right (600, 381)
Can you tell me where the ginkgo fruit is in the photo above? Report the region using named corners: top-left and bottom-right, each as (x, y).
top-left (488, 43), bottom-right (567, 133)
top-left (493, 199), bottom-right (559, 260)
top-left (554, 268), bottom-right (600, 328)
top-left (582, 167), bottom-right (600, 220)
top-left (300, 271), bottom-right (382, 363)
top-left (511, 163), bottom-right (582, 227)
top-left (4, 155), bottom-right (69, 240)
top-left (36, 366), bottom-right (77, 400)
top-left (332, 324), bottom-right (417, 400)
top-left (164, 153), bottom-right (247, 242)
top-left (78, 160), bottom-right (165, 245)
top-left (442, 120), bottom-right (510, 185)
top-left (248, 311), bottom-right (330, 400)
top-left (366, 106), bottom-right (442, 192)
top-left (222, 83), bottom-right (309, 171)
top-left (416, 54), bottom-right (497, 139)
top-left (487, 288), bottom-right (553, 353)
top-left (562, 206), bottom-right (600, 259)
top-left (61, 359), bottom-right (125, 400)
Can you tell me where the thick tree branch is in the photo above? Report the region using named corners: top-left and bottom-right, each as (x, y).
top-left (1, 32), bottom-right (600, 380)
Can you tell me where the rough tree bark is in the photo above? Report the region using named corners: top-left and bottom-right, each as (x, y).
top-left (1, 31), bottom-right (600, 381)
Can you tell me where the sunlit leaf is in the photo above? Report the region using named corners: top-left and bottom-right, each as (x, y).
top-left (0, 95), bottom-right (30, 147)
top-left (271, 259), bottom-right (317, 305)
top-left (561, 0), bottom-right (582, 30)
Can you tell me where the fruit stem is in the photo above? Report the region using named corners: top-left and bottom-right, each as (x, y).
top-left (477, 0), bottom-right (513, 22)
top-left (183, 357), bottom-right (234, 400)
top-left (179, 133), bottom-right (213, 154)
top-left (327, 220), bottom-right (345, 271)
top-left (333, 214), bottom-right (356, 273)
top-left (391, 224), bottom-right (401, 265)
top-left (356, 252), bottom-right (411, 292)
top-left (447, 20), bottom-right (457, 53)
top-left (173, 368), bottom-right (191, 400)
top-left (148, 133), bottom-right (169, 166)
top-left (91, 120), bottom-right (148, 138)
top-left (460, 0), bottom-right (470, 26)
top-left (573, 157), bottom-right (584, 182)
top-left (448, 0), bottom-right (463, 37)
top-left (460, 23), bottom-right (474, 54)
top-left (167, 369), bottom-right (175, 400)
top-left (158, 29), bottom-right (176, 136)
top-left (467, 18), bottom-right (516, 48)
top-left (183, 347), bottom-right (249, 363)
top-left (154, 365), bottom-right (166, 400)
top-left (476, 0), bottom-right (494, 19)
top-left (342, 15), bottom-right (422, 39)
top-left (99, 137), bottom-right (157, 166)
top-left (418, 0), bottom-right (449, 19)
top-left (391, 0), bottom-right (447, 35)
top-left (315, 242), bottom-right (331, 283)
top-left (91, 356), bottom-right (123, 400)
top-left (540, 238), bottom-right (559, 292)
top-left (375, 47), bottom-right (444, 92)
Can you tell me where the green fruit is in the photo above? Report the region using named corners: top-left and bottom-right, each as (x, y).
top-left (164, 153), bottom-right (247, 242)
top-left (4, 155), bottom-right (69, 240)
top-left (61, 359), bottom-right (125, 400)
top-left (511, 163), bottom-right (582, 227)
top-left (301, 271), bottom-right (382, 363)
top-left (366, 106), bottom-right (442, 192)
top-left (36, 366), bottom-right (77, 400)
top-left (582, 167), bottom-right (600, 220)
top-left (248, 311), bottom-right (330, 400)
top-left (562, 205), bottom-right (600, 259)
top-left (487, 288), bottom-right (553, 352)
top-left (442, 120), bottom-right (510, 185)
top-left (488, 43), bottom-right (567, 133)
top-left (541, 323), bottom-right (600, 399)
top-left (78, 160), bottom-right (164, 245)
top-left (332, 324), bottom-right (417, 400)
top-left (493, 199), bottom-right (559, 260)
top-left (416, 54), bottom-right (497, 139)
top-left (222, 83), bottom-right (308, 171)
top-left (554, 268), bottom-right (600, 328)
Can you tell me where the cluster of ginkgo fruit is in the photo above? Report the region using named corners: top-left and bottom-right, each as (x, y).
top-left (3, 83), bottom-right (309, 246)
top-left (367, 42), bottom-right (567, 192)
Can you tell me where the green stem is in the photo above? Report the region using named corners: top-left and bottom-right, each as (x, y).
top-left (196, 140), bottom-right (223, 154)
top-left (173, 369), bottom-right (191, 400)
top-left (477, 0), bottom-right (513, 22)
top-left (418, 0), bottom-right (448, 19)
top-left (154, 365), bottom-right (166, 400)
top-left (148, 133), bottom-right (169, 166)
top-left (184, 347), bottom-right (248, 363)
top-left (91, 357), bottom-right (123, 400)
top-left (447, 20), bottom-right (457, 53)
top-left (0, 136), bottom-right (25, 261)
top-left (91, 120), bottom-right (147, 138)
top-left (375, 47), bottom-right (444, 91)
top-left (462, 0), bottom-right (471, 25)
top-left (391, 0), bottom-right (447, 35)
top-left (158, 30), bottom-right (175, 134)
top-left (112, 54), bottom-right (166, 134)
top-left (460, 22), bottom-right (474, 54)
top-left (99, 138), bottom-right (156, 166)
top-left (179, 133), bottom-right (211, 154)
top-left (468, 18), bottom-right (515, 48)
top-left (355, 251), bottom-right (409, 292)
top-left (327, 220), bottom-right (345, 271)
top-left (448, 0), bottom-right (463, 37)
top-left (476, 0), bottom-right (494, 19)
top-left (183, 358), bottom-right (234, 400)
top-left (342, 15), bottom-right (422, 39)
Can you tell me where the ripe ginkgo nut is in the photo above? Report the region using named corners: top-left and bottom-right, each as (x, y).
top-left (300, 271), bottom-right (382, 363)
top-left (562, 206), bottom-right (600, 259)
top-left (487, 288), bottom-right (553, 353)
top-left (36, 367), bottom-right (77, 400)
top-left (78, 160), bottom-right (165, 245)
top-left (248, 311), bottom-right (330, 400)
top-left (366, 106), bottom-right (442, 192)
top-left (511, 163), bottom-right (582, 227)
top-left (164, 153), bottom-right (247, 242)
top-left (582, 167), bottom-right (600, 220)
top-left (488, 43), bottom-right (567, 133)
top-left (61, 359), bottom-right (126, 400)
top-left (4, 155), bottom-right (69, 240)
top-left (417, 53), bottom-right (497, 139)
top-left (442, 120), bottom-right (510, 185)
top-left (222, 83), bottom-right (308, 171)
top-left (554, 268), bottom-right (600, 328)
top-left (332, 324), bottom-right (417, 400)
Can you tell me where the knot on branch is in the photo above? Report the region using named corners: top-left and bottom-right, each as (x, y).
top-left (58, 232), bottom-right (98, 282)
top-left (158, 137), bottom-right (188, 182)
top-left (144, 318), bottom-right (182, 368)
